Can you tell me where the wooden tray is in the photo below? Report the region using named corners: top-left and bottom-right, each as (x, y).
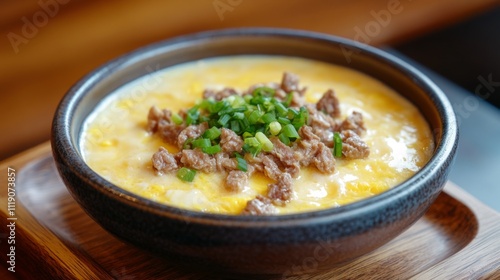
top-left (1, 143), bottom-right (499, 279)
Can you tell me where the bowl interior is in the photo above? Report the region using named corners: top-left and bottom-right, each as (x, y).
top-left (60, 28), bottom-right (455, 222)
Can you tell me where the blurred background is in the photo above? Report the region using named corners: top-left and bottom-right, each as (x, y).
top-left (1, 0), bottom-right (499, 209)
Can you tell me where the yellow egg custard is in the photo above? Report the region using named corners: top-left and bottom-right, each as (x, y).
top-left (81, 55), bottom-right (434, 215)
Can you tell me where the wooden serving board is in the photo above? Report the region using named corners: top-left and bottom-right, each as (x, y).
top-left (0, 142), bottom-right (499, 279)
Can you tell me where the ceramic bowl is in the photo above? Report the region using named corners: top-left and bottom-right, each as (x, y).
top-left (51, 28), bottom-right (458, 275)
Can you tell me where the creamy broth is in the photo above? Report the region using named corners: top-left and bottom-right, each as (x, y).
top-left (81, 56), bottom-right (434, 214)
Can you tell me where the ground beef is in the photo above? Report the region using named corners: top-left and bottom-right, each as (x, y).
top-left (177, 123), bottom-right (208, 149)
top-left (220, 128), bottom-right (244, 153)
top-left (246, 82), bottom-right (280, 95)
top-left (316, 89), bottom-right (341, 118)
top-left (147, 106), bottom-right (171, 133)
top-left (225, 170), bottom-right (248, 192)
top-left (157, 120), bottom-right (185, 144)
top-left (281, 72), bottom-right (306, 95)
top-left (262, 154), bottom-right (282, 181)
top-left (312, 143), bottom-right (336, 173)
top-left (267, 173), bottom-right (293, 205)
top-left (294, 126), bottom-right (336, 173)
top-left (273, 88), bottom-right (287, 100)
top-left (307, 105), bottom-right (331, 129)
top-left (244, 153), bottom-right (263, 173)
top-left (180, 148), bottom-right (216, 173)
top-left (290, 92), bottom-right (306, 107)
top-left (270, 138), bottom-right (300, 178)
top-left (203, 87), bottom-right (238, 101)
top-left (306, 105), bottom-right (336, 145)
top-left (151, 147), bottom-right (178, 174)
top-left (294, 126), bottom-right (322, 166)
top-left (340, 111), bottom-right (366, 135)
top-left (215, 152), bottom-right (237, 172)
top-left (148, 106), bottom-right (185, 144)
top-left (341, 130), bottom-right (370, 159)
top-left (242, 195), bottom-right (277, 215)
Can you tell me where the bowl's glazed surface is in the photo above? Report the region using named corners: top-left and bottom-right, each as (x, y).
top-left (51, 28), bottom-right (458, 275)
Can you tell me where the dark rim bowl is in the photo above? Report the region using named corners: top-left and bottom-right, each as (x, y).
top-left (51, 28), bottom-right (458, 275)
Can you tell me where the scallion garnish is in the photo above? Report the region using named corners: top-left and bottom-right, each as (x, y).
top-left (192, 138), bottom-right (211, 148)
top-left (255, 132), bottom-right (274, 152)
top-left (269, 121), bottom-right (281, 136)
top-left (172, 113), bottom-right (183, 125)
top-left (334, 132), bottom-right (342, 158)
top-left (202, 144), bottom-right (221, 155)
top-left (177, 167), bottom-right (196, 182)
top-left (236, 157), bottom-right (248, 172)
top-left (171, 86), bottom-right (310, 157)
top-left (203, 127), bottom-right (221, 140)
top-left (261, 112), bottom-right (276, 124)
top-left (281, 124), bottom-right (300, 139)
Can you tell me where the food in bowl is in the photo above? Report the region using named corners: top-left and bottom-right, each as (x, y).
top-left (53, 29), bottom-right (458, 274)
top-left (81, 55), bottom-right (434, 215)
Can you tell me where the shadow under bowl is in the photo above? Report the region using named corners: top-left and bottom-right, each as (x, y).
top-left (51, 28), bottom-right (458, 275)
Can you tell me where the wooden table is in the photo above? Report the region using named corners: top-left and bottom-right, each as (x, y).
top-left (1, 0), bottom-right (498, 160)
top-left (0, 142), bottom-right (499, 279)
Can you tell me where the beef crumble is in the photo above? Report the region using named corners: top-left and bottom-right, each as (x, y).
top-left (148, 72), bottom-right (370, 215)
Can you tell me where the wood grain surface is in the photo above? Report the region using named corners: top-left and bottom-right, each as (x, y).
top-left (0, 142), bottom-right (499, 279)
top-left (1, 0), bottom-right (498, 160)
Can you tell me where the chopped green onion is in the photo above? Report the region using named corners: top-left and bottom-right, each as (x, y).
top-left (255, 132), bottom-right (274, 152)
top-left (334, 132), bottom-right (342, 158)
top-left (199, 99), bottom-right (214, 110)
top-left (177, 167), bottom-right (196, 182)
top-left (248, 110), bottom-right (263, 124)
top-left (243, 144), bottom-right (261, 157)
top-left (233, 112), bottom-right (245, 120)
top-left (282, 124), bottom-right (300, 139)
top-left (233, 152), bottom-right (243, 158)
top-left (199, 116), bottom-right (210, 123)
top-left (186, 111), bottom-right (199, 125)
top-left (172, 113), bottom-right (183, 125)
top-left (269, 121), bottom-right (281, 136)
top-left (236, 157), bottom-right (248, 172)
top-left (203, 127), bottom-right (221, 140)
top-left (244, 137), bottom-right (260, 147)
top-left (284, 93), bottom-right (293, 106)
top-left (279, 133), bottom-right (290, 145)
top-left (261, 112), bottom-right (276, 124)
top-left (292, 106), bottom-right (309, 129)
top-left (230, 95), bottom-right (246, 107)
top-left (244, 94), bottom-right (252, 103)
top-left (239, 117), bottom-right (249, 129)
top-left (252, 87), bottom-right (275, 97)
top-left (274, 102), bottom-right (288, 116)
top-left (188, 105), bottom-right (200, 115)
top-left (218, 114), bottom-right (231, 126)
top-left (230, 120), bottom-right (241, 134)
top-left (192, 138), bottom-right (211, 148)
top-left (182, 138), bottom-right (194, 149)
top-left (287, 108), bottom-right (299, 119)
top-left (210, 100), bottom-right (227, 113)
top-left (203, 144), bottom-right (221, 155)
top-left (277, 117), bottom-right (291, 125)
top-left (242, 132), bottom-right (253, 139)
top-left (250, 96), bottom-right (265, 106)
